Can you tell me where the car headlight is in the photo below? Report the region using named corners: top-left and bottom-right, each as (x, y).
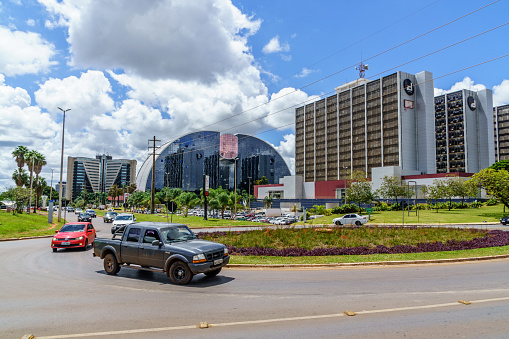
top-left (52, 237), bottom-right (57, 241)
top-left (76, 236), bottom-right (84, 240)
top-left (192, 253), bottom-right (206, 263)
top-left (224, 247), bottom-right (229, 257)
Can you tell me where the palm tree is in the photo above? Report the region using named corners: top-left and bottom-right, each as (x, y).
top-left (108, 185), bottom-right (119, 207)
top-left (25, 150), bottom-right (38, 213)
top-left (217, 190), bottom-right (231, 219)
top-left (33, 152), bottom-right (46, 210)
top-left (176, 191), bottom-right (200, 217)
top-left (12, 168), bottom-right (28, 187)
top-left (36, 177), bottom-right (47, 209)
top-left (12, 146), bottom-right (29, 187)
top-left (263, 196), bottom-right (273, 209)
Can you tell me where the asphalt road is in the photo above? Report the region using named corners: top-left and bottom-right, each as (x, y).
top-left (2, 214), bottom-right (509, 338)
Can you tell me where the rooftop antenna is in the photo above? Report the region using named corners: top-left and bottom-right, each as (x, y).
top-left (355, 54), bottom-right (369, 79)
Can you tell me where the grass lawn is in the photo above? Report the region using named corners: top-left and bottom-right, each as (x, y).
top-left (0, 210), bottom-right (67, 239)
top-left (228, 245), bottom-right (509, 265)
top-left (298, 204), bottom-right (509, 225)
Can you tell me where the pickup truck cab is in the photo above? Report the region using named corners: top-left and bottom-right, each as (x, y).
top-left (93, 222), bottom-right (229, 285)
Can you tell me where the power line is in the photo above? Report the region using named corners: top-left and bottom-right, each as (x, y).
top-left (131, 0), bottom-right (501, 159)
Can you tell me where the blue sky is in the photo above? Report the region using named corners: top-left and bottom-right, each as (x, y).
top-left (1, 0), bottom-right (508, 191)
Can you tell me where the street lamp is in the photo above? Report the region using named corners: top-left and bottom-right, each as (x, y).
top-left (49, 168), bottom-right (54, 201)
top-left (248, 176), bottom-right (251, 213)
top-left (57, 107), bottom-right (71, 222)
top-left (234, 157), bottom-right (238, 218)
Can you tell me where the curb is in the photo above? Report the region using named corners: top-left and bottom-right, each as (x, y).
top-left (0, 235), bottom-right (54, 242)
top-left (225, 254), bottom-right (509, 268)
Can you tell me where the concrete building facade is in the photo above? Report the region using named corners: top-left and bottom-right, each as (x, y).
top-left (295, 71), bottom-right (436, 182)
top-left (434, 89), bottom-right (494, 173)
top-left (494, 104), bottom-right (509, 161)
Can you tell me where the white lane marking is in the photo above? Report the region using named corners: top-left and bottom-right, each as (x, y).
top-left (36, 296), bottom-right (509, 338)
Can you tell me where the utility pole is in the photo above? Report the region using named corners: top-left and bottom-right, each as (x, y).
top-left (148, 136), bottom-right (160, 215)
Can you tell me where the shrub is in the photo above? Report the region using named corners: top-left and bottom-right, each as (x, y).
top-left (469, 201), bottom-right (483, 208)
top-left (374, 202), bottom-right (389, 211)
top-left (486, 198), bottom-right (498, 206)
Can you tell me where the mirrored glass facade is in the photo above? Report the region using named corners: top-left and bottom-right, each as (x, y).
top-left (136, 131), bottom-right (291, 193)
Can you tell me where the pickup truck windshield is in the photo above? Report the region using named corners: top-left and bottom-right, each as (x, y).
top-left (60, 224), bottom-right (86, 232)
top-left (161, 226), bottom-right (196, 242)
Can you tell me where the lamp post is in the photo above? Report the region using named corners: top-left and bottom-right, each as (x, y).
top-left (57, 107), bottom-right (71, 222)
top-left (248, 176), bottom-right (251, 213)
top-left (49, 168), bottom-right (54, 201)
top-left (234, 157), bottom-right (238, 219)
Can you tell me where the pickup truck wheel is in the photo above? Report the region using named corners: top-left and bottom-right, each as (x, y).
top-left (169, 261), bottom-right (193, 285)
top-left (104, 254), bottom-right (120, 275)
top-left (205, 268), bottom-right (222, 277)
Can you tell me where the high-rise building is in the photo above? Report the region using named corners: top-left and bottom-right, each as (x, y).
top-left (136, 131), bottom-right (291, 194)
top-left (295, 71), bottom-right (435, 181)
top-left (66, 154), bottom-right (136, 201)
top-left (494, 104), bottom-right (509, 161)
top-left (434, 89), bottom-right (494, 173)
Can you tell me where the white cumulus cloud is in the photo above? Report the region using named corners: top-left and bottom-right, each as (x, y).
top-left (0, 25), bottom-right (57, 76)
top-left (262, 35), bottom-right (290, 54)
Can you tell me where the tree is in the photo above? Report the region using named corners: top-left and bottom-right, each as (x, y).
top-left (489, 160), bottom-right (509, 171)
top-left (376, 175), bottom-right (407, 204)
top-left (12, 168), bottom-right (28, 188)
top-left (263, 196), bottom-right (273, 209)
top-left (217, 190), bottom-right (232, 219)
top-left (468, 168), bottom-right (509, 210)
top-left (24, 150), bottom-right (39, 213)
top-left (5, 187), bottom-right (30, 214)
top-left (157, 187), bottom-right (182, 212)
top-left (444, 175), bottom-right (474, 206)
top-left (35, 177), bottom-right (47, 209)
top-left (12, 146), bottom-right (28, 187)
top-left (254, 176), bottom-right (268, 185)
top-left (345, 170), bottom-right (373, 212)
top-left (32, 152), bottom-right (47, 210)
top-left (176, 191), bottom-right (200, 217)
top-left (108, 185), bottom-right (123, 207)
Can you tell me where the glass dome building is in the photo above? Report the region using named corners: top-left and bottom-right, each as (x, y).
top-left (135, 131), bottom-right (291, 193)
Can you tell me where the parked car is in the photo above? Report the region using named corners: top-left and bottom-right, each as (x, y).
top-left (111, 213), bottom-right (136, 234)
top-left (103, 211), bottom-right (118, 223)
top-left (75, 208), bottom-right (83, 215)
top-left (51, 222), bottom-right (96, 251)
top-left (66, 206), bottom-right (74, 212)
top-left (78, 212), bottom-right (92, 222)
top-left (501, 216), bottom-right (509, 225)
top-left (93, 222), bottom-right (229, 285)
top-left (85, 209), bottom-right (96, 218)
top-left (332, 214), bottom-right (368, 226)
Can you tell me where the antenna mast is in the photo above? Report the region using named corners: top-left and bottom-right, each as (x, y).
top-left (355, 60), bottom-right (369, 79)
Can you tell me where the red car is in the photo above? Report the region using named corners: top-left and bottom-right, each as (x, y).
top-left (52, 222), bottom-right (96, 252)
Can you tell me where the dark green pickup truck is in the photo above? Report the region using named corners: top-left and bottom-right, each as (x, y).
top-left (93, 222), bottom-right (229, 285)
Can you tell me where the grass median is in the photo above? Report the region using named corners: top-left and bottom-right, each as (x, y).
top-left (0, 210), bottom-right (67, 239)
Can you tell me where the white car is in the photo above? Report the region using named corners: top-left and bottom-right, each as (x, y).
top-left (332, 214), bottom-right (368, 226)
top-left (111, 213), bottom-right (136, 234)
